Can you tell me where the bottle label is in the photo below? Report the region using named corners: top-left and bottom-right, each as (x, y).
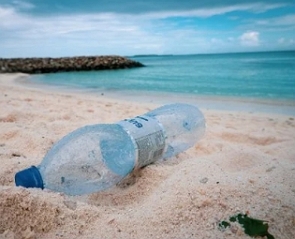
top-left (118, 115), bottom-right (166, 168)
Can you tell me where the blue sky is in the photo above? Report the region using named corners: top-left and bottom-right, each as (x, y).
top-left (0, 0), bottom-right (294, 57)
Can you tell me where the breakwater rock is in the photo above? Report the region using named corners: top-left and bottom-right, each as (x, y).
top-left (0, 56), bottom-right (144, 74)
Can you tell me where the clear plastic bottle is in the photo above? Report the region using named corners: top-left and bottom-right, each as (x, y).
top-left (15, 103), bottom-right (205, 195)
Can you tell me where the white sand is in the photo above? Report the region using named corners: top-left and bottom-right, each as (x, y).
top-left (0, 73), bottom-right (294, 239)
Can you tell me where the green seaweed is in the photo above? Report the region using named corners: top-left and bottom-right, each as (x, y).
top-left (219, 213), bottom-right (275, 239)
top-left (219, 220), bottom-right (231, 229)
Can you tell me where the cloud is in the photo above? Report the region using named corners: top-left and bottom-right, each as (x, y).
top-left (241, 14), bottom-right (295, 33)
top-left (12, 0), bottom-right (35, 10)
top-left (109, 2), bottom-right (288, 19)
top-left (0, 5), bottom-right (169, 56)
top-left (239, 31), bottom-right (260, 46)
top-left (1, 0), bottom-right (291, 18)
top-left (278, 37), bottom-right (295, 47)
top-left (0, 6), bottom-right (14, 18)
top-left (278, 38), bottom-right (286, 44)
top-left (255, 14), bottom-right (295, 27)
top-left (1, 0), bottom-right (292, 15)
top-left (0, 1), bottom-right (294, 57)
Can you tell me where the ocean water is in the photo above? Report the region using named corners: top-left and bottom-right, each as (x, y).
top-left (30, 51), bottom-right (295, 100)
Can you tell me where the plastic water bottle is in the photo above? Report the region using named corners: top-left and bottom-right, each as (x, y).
top-left (15, 103), bottom-right (205, 195)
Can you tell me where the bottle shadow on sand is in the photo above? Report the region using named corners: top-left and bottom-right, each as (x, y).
top-left (77, 157), bottom-right (182, 208)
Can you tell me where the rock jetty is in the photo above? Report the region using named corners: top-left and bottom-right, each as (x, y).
top-left (0, 56), bottom-right (144, 74)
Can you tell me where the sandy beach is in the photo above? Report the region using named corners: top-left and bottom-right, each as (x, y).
top-left (0, 73), bottom-right (295, 239)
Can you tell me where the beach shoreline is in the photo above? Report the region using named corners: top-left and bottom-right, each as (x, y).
top-left (0, 73), bottom-right (295, 239)
top-left (12, 73), bottom-right (295, 116)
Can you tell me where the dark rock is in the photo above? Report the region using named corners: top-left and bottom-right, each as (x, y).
top-left (0, 55), bottom-right (144, 74)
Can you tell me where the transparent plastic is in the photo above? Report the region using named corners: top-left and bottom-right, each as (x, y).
top-left (16, 103), bottom-right (205, 195)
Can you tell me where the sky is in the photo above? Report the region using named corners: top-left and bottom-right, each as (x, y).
top-left (0, 0), bottom-right (295, 57)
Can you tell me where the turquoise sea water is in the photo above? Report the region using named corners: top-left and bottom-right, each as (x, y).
top-left (30, 51), bottom-right (295, 100)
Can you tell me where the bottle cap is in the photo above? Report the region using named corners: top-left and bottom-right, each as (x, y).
top-left (15, 166), bottom-right (44, 189)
